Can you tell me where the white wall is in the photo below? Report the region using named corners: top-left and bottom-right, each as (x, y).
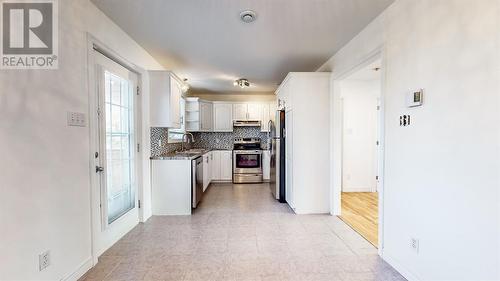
top-left (320, 0), bottom-right (500, 280)
top-left (0, 1), bottom-right (163, 280)
top-left (341, 80), bottom-right (380, 192)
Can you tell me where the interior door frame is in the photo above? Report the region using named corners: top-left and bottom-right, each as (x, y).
top-left (86, 35), bottom-right (144, 265)
top-left (330, 46), bottom-right (386, 256)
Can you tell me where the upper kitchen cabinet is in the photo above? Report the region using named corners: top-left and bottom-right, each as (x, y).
top-left (232, 103), bottom-right (264, 121)
top-left (213, 102), bottom-right (233, 132)
top-left (149, 71), bottom-right (186, 128)
top-left (232, 103), bottom-right (248, 120)
top-left (185, 97), bottom-right (213, 132)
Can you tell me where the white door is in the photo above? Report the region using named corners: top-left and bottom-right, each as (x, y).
top-left (220, 151), bottom-right (233, 180)
top-left (261, 103), bottom-right (270, 132)
top-left (247, 104), bottom-right (262, 120)
top-left (212, 151), bottom-right (221, 180)
top-left (200, 102), bottom-right (213, 131)
top-left (285, 111), bottom-right (294, 209)
top-left (208, 152), bottom-right (213, 183)
top-left (214, 103), bottom-right (233, 131)
top-left (169, 76), bottom-right (181, 129)
top-left (203, 154), bottom-right (209, 191)
top-left (93, 51), bottom-right (140, 257)
top-left (263, 150), bottom-right (271, 180)
top-left (233, 104), bottom-right (247, 120)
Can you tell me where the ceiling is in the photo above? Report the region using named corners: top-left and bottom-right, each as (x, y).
top-left (91, 0), bottom-right (394, 93)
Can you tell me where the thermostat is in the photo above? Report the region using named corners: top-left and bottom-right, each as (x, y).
top-left (406, 89), bottom-right (423, 107)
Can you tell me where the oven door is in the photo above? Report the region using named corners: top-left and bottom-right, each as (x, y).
top-left (233, 150), bottom-right (263, 174)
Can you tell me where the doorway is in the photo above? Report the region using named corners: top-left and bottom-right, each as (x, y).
top-left (338, 59), bottom-right (382, 247)
top-left (89, 47), bottom-right (141, 260)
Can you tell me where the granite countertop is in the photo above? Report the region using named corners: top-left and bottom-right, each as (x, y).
top-left (150, 149), bottom-right (213, 160)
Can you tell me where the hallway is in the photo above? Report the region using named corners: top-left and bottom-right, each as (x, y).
top-left (81, 183), bottom-right (404, 281)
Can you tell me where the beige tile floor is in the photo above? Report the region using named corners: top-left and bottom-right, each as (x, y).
top-left (80, 183), bottom-right (406, 281)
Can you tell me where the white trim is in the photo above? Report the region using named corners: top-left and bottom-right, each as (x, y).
top-left (329, 46), bottom-right (386, 256)
top-left (383, 254), bottom-right (421, 281)
top-left (341, 188), bottom-right (377, 192)
top-left (61, 257), bottom-right (93, 281)
top-left (86, 33), bottom-right (145, 268)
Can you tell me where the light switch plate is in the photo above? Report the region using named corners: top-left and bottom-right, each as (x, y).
top-left (67, 112), bottom-right (86, 127)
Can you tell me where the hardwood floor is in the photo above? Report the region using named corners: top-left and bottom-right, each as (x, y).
top-left (340, 192), bottom-right (378, 247)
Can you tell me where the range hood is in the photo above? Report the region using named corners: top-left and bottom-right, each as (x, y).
top-left (233, 120), bottom-right (261, 127)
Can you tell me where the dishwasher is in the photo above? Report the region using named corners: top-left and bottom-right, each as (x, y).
top-left (192, 156), bottom-right (203, 208)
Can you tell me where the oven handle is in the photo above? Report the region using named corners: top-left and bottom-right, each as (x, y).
top-left (233, 150), bottom-right (263, 155)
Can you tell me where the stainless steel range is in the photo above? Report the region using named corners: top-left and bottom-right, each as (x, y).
top-left (233, 138), bottom-right (263, 183)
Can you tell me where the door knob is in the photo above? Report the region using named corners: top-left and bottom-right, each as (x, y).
top-left (96, 166), bottom-right (104, 173)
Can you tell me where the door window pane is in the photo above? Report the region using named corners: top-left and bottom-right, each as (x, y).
top-left (103, 70), bottom-right (135, 224)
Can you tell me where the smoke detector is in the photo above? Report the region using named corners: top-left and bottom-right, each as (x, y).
top-left (240, 10), bottom-right (257, 23)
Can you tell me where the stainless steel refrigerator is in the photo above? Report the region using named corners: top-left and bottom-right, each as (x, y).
top-left (269, 110), bottom-right (286, 203)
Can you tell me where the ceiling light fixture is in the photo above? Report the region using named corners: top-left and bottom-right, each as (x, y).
top-left (181, 78), bottom-right (190, 92)
top-left (240, 10), bottom-right (257, 23)
top-left (234, 78), bottom-right (250, 88)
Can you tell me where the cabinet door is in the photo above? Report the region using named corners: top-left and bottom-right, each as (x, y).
top-left (170, 76), bottom-right (181, 128)
top-left (263, 151), bottom-right (270, 180)
top-left (232, 104), bottom-right (247, 120)
top-left (285, 111), bottom-right (294, 209)
top-left (203, 154), bottom-right (209, 191)
top-left (200, 102), bottom-right (213, 131)
top-left (247, 104), bottom-right (262, 120)
top-left (211, 151), bottom-right (221, 180)
top-left (214, 103), bottom-right (233, 132)
top-left (220, 151), bottom-right (233, 180)
top-left (260, 103), bottom-right (270, 132)
top-left (207, 152), bottom-right (212, 184)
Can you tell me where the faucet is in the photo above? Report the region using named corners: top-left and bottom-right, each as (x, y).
top-left (181, 132), bottom-right (195, 151)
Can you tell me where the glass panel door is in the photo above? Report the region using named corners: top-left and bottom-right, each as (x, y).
top-left (100, 70), bottom-right (136, 224)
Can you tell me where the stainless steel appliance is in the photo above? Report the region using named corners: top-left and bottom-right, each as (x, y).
top-left (233, 120), bottom-right (261, 127)
top-left (233, 138), bottom-right (263, 183)
top-left (192, 157), bottom-right (203, 208)
top-left (269, 110), bottom-right (286, 202)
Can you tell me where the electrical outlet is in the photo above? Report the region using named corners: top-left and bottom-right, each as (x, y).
top-left (158, 139), bottom-right (162, 147)
top-left (39, 251), bottom-right (50, 271)
top-left (410, 238), bottom-right (419, 253)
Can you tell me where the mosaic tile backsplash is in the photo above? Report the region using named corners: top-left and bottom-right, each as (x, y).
top-left (151, 127), bottom-right (270, 157)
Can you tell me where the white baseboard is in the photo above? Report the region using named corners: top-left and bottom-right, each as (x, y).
top-left (342, 187), bottom-right (376, 192)
top-left (383, 253), bottom-right (420, 281)
top-left (62, 257), bottom-right (93, 281)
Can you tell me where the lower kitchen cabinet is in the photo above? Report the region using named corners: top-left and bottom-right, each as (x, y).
top-left (263, 150), bottom-right (270, 180)
top-left (203, 153), bottom-right (210, 191)
top-left (211, 150), bottom-right (232, 181)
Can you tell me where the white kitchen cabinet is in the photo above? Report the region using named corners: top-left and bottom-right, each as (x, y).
top-left (149, 71), bottom-right (184, 128)
top-left (276, 72), bottom-right (331, 214)
top-left (213, 103), bottom-right (233, 132)
top-left (200, 101), bottom-right (213, 131)
top-left (151, 159), bottom-right (192, 215)
top-left (263, 150), bottom-right (271, 180)
top-left (211, 150), bottom-right (232, 181)
top-left (220, 151), bottom-right (233, 180)
top-left (211, 151), bottom-right (221, 180)
top-left (203, 154), bottom-right (209, 191)
top-left (260, 103), bottom-right (271, 132)
top-left (208, 152), bottom-right (213, 182)
top-left (247, 104), bottom-right (262, 120)
top-left (185, 98), bottom-right (213, 132)
top-left (285, 110), bottom-right (294, 209)
top-left (232, 103), bottom-right (248, 120)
